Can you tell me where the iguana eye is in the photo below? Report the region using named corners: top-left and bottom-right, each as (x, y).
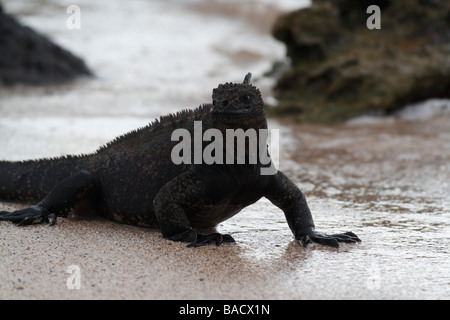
top-left (239, 94), bottom-right (252, 104)
top-left (222, 100), bottom-right (228, 107)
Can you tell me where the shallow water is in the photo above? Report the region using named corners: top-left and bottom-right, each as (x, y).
top-left (1, 0), bottom-right (449, 299)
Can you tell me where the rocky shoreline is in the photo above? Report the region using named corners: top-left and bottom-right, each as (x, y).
top-left (270, 0), bottom-right (450, 123)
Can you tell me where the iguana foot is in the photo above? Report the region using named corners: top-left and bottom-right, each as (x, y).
top-left (166, 229), bottom-right (235, 247)
top-left (187, 233), bottom-right (235, 248)
top-left (166, 229), bottom-right (197, 242)
top-left (0, 205), bottom-right (56, 226)
top-left (297, 231), bottom-right (361, 248)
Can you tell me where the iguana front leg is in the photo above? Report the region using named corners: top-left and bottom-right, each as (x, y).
top-left (265, 171), bottom-right (361, 248)
top-left (153, 171), bottom-right (234, 247)
top-left (0, 170), bottom-right (99, 226)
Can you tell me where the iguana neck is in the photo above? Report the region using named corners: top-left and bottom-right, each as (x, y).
top-left (212, 110), bottom-right (267, 133)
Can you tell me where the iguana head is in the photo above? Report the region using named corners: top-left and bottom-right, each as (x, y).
top-left (211, 73), bottom-right (266, 130)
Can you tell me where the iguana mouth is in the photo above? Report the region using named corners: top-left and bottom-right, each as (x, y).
top-left (211, 108), bottom-right (251, 117)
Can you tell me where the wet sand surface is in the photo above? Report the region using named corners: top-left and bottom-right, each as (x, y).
top-left (1, 0), bottom-right (449, 300)
top-left (1, 114), bottom-right (449, 300)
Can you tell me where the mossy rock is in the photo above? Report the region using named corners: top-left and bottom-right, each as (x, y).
top-left (271, 0), bottom-right (450, 123)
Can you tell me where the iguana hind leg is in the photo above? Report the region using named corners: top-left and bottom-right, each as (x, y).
top-left (0, 170), bottom-right (99, 226)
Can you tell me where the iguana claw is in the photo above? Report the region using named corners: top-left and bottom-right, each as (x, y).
top-left (187, 233), bottom-right (235, 248)
top-left (297, 231), bottom-right (361, 248)
top-left (0, 205), bottom-right (56, 226)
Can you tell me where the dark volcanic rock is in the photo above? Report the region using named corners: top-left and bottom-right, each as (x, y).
top-left (0, 6), bottom-right (92, 86)
top-left (270, 0), bottom-right (450, 123)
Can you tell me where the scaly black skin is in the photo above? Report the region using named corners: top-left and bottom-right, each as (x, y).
top-left (0, 73), bottom-right (360, 248)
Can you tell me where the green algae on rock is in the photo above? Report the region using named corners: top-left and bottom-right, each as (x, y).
top-left (270, 0), bottom-right (450, 123)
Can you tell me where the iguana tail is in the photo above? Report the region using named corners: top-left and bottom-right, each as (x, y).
top-left (0, 156), bottom-right (85, 203)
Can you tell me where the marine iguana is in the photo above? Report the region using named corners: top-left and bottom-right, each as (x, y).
top-left (0, 73), bottom-right (360, 248)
